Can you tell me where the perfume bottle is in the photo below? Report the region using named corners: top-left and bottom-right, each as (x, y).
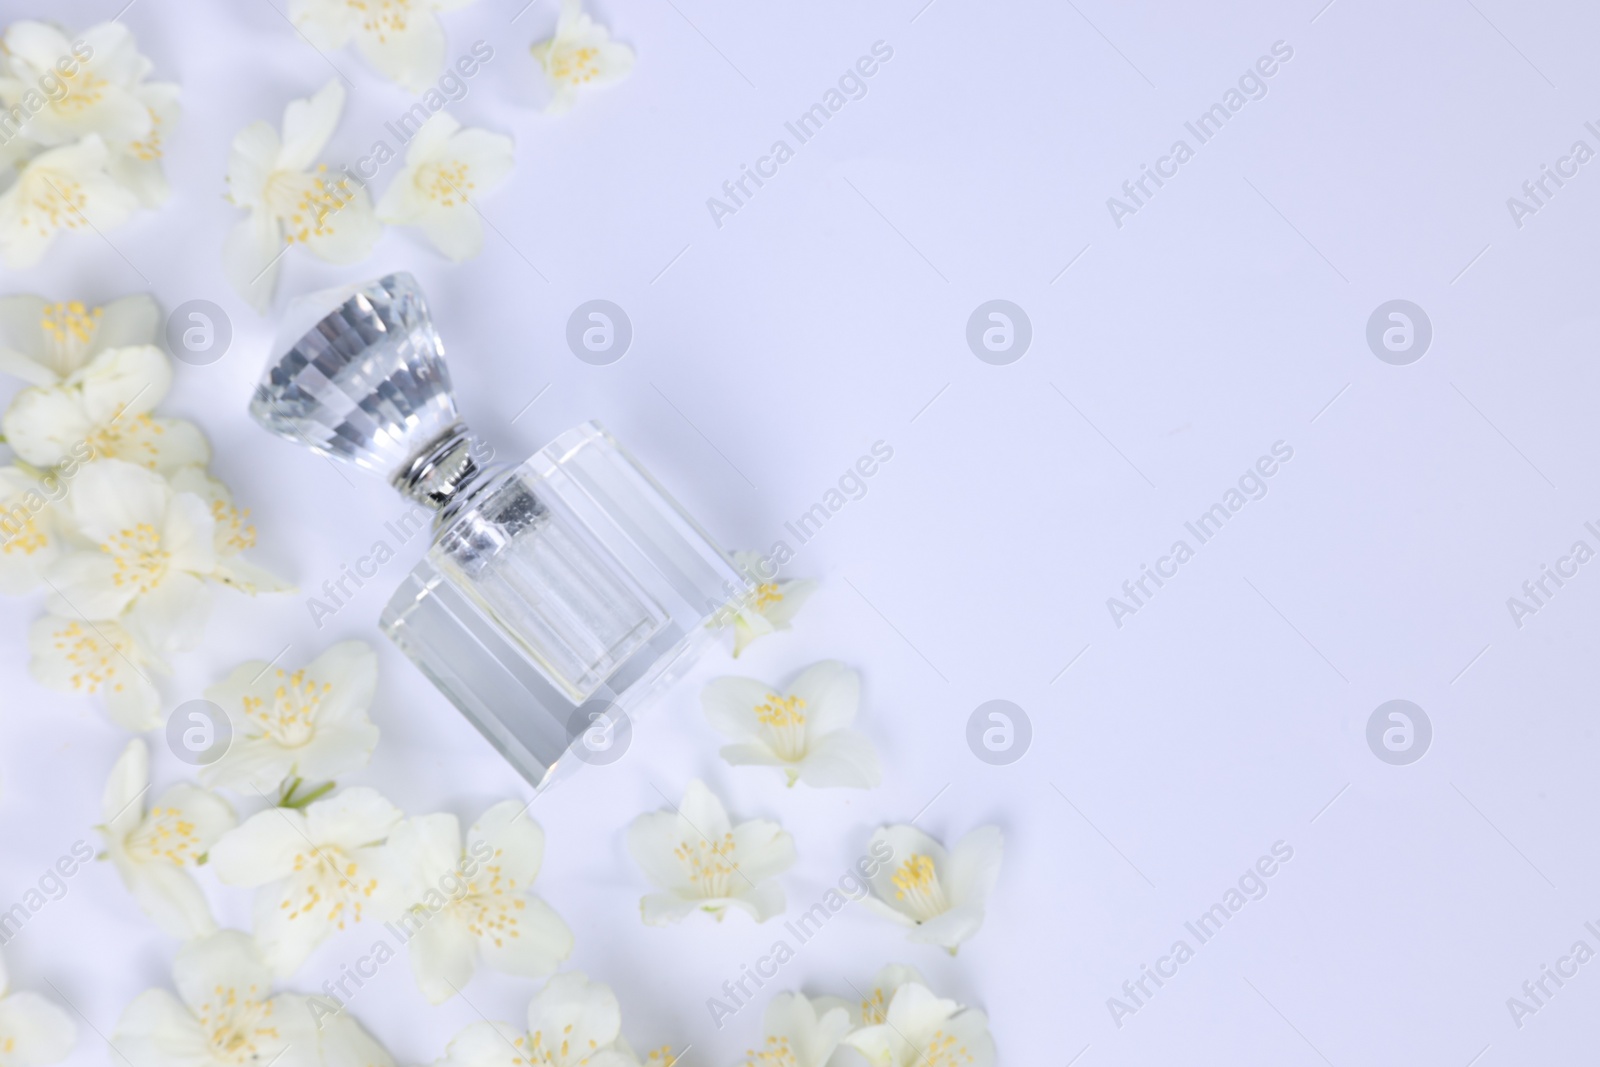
top-left (249, 273), bottom-right (750, 790)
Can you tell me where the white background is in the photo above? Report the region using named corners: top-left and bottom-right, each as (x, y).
top-left (6, 0), bottom-right (1600, 1063)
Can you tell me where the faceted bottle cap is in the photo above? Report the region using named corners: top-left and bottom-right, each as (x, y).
top-left (249, 273), bottom-right (460, 481)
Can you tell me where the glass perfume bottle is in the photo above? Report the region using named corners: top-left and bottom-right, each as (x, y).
top-left (248, 273), bottom-right (750, 790)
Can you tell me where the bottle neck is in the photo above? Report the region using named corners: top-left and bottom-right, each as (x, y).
top-left (392, 423), bottom-right (508, 522)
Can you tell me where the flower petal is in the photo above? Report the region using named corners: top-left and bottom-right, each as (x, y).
top-left (65, 459), bottom-right (169, 543)
top-left (222, 208), bottom-right (284, 313)
top-left (407, 909), bottom-right (478, 1004)
top-left (121, 860), bottom-right (219, 940)
top-left (172, 929), bottom-right (273, 1013)
top-left (796, 730), bottom-right (881, 790)
top-left (0, 294), bottom-right (62, 385)
top-left (726, 879), bottom-right (786, 923)
top-left (438, 1021), bottom-right (525, 1067)
top-left (789, 660), bottom-right (858, 736)
top-left (524, 972), bottom-right (622, 1055)
top-left (468, 800), bottom-right (544, 890)
top-left (210, 806), bottom-right (309, 886)
top-left (3, 387), bottom-right (92, 467)
top-left (111, 988), bottom-right (204, 1066)
top-left (730, 819), bottom-right (796, 882)
top-left (353, 14), bottom-right (446, 91)
top-left (639, 891), bottom-right (702, 926)
top-left (626, 812), bottom-right (690, 891)
top-left (103, 669), bottom-right (163, 732)
top-left (278, 80), bottom-right (345, 172)
top-left (102, 737), bottom-right (149, 832)
top-left (301, 188), bottom-right (383, 265)
top-left (677, 778), bottom-right (732, 839)
top-left (227, 121), bottom-right (281, 210)
top-left (74, 343), bottom-right (171, 424)
top-left (128, 571), bottom-right (213, 655)
top-left (946, 825), bottom-right (1003, 908)
top-left (385, 812), bottom-right (461, 911)
top-left (475, 895), bottom-right (573, 980)
top-left (0, 991), bottom-right (76, 1063)
top-left (303, 786), bottom-right (403, 851)
top-left (700, 675), bottom-right (772, 740)
top-left (907, 903), bottom-right (986, 949)
top-left (199, 734), bottom-right (295, 794)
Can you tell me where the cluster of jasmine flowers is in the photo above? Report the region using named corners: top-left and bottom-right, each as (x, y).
top-left (225, 0), bottom-right (635, 310)
top-left (0, 20), bottom-right (177, 267)
top-left (0, 8), bottom-right (1007, 1065)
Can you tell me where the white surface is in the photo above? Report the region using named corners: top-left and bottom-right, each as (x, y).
top-left (5, 0), bottom-right (1600, 1063)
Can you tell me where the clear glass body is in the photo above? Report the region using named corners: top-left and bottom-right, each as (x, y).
top-left (381, 421), bottom-right (749, 789)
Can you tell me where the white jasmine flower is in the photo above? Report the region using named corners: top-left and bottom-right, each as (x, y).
top-left (45, 459), bottom-right (216, 654)
top-left (728, 552), bottom-right (814, 657)
top-left (0, 294), bottom-right (159, 386)
top-left (626, 778), bottom-right (795, 925)
top-left (436, 972), bottom-right (639, 1067)
top-left (201, 640), bottom-right (378, 795)
top-left (98, 738), bottom-right (236, 940)
top-left (701, 660), bottom-right (880, 789)
top-left (842, 983), bottom-right (994, 1067)
top-left (3, 343), bottom-right (210, 473)
top-left (814, 964), bottom-right (926, 1028)
top-left (0, 948), bottom-right (75, 1067)
top-left (224, 80), bottom-right (381, 311)
top-left (290, 0), bottom-right (476, 92)
top-left (110, 79), bottom-right (181, 208)
top-left (864, 825), bottom-right (1002, 953)
top-left (0, 465), bottom-right (65, 595)
top-left (386, 800), bottom-right (573, 1003)
top-left (112, 931), bottom-right (319, 1067)
top-left (0, 135), bottom-right (138, 268)
top-left (0, 22), bottom-right (153, 146)
top-left (210, 787), bottom-right (404, 976)
top-left (375, 112), bottom-right (513, 262)
top-left (28, 612), bottom-right (164, 730)
top-left (168, 466), bottom-right (293, 594)
top-left (736, 993), bottom-right (849, 1067)
top-left (530, 0), bottom-right (635, 115)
